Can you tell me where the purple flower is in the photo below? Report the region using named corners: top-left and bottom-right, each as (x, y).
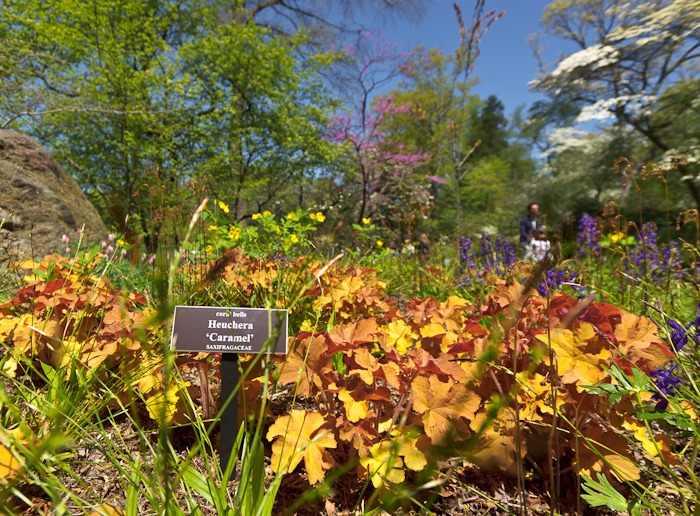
top-left (577, 213), bottom-right (600, 258)
top-left (650, 363), bottom-right (683, 411)
top-left (495, 234), bottom-right (516, 271)
top-left (667, 320), bottom-right (688, 352)
top-left (460, 237), bottom-right (477, 269)
top-left (660, 241), bottom-right (684, 279)
top-left (480, 235), bottom-right (494, 270)
top-left (533, 267), bottom-right (586, 297)
top-left (268, 245), bottom-right (292, 268)
top-left (458, 233), bottom-right (516, 286)
top-left (631, 222), bottom-right (659, 271)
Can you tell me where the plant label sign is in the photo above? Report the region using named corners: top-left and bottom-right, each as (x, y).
top-left (169, 306), bottom-right (288, 354)
top-left (170, 306), bottom-right (287, 482)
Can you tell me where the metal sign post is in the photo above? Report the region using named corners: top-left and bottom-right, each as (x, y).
top-left (170, 306), bottom-right (287, 481)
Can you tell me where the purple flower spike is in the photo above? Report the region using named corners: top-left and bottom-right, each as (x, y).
top-left (668, 320), bottom-right (688, 352)
top-left (577, 213), bottom-right (600, 258)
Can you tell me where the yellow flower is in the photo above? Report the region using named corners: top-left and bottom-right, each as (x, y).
top-left (316, 212), bottom-right (326, 222)
top-left (207, 225), bottom-right (217, 231)
top-left (275, 225), bottom-right (281, 233)
top-left (252, 213), bottom-right (261, 220)
top-left (309, 213), bottom-right (316, 220)
top-left (263, 210), bottom-right (271, 216)
top-left (290, 234), bottom-right (299, 243)
top-left (218, 201), bottom-right (230, 213)
top-left (610, 231), bottom-right (625, 244)
top-left (117, 239), bottom-right (127, 246)
top-left (376, 240), bottom-right (383, 247)
top-left (228, 226), bottom-right (241, 239)
top-left (362, 217), bottom-right (371, 225)
top-left (287, 212), bottom-right (295, 220)
top-left (206, 245), bottom-right (213, 254)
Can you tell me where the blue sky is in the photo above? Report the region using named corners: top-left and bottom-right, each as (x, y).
top-left (375, 1), bottom-right (568, 116)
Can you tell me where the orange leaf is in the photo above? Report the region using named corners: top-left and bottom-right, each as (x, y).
top-left (537, 324), bottom-right (610, 391)
top-left (573, 426), bottom-right (640, 482)
top-left (406, 297), bottom-right (439, 324)
top-left (338, 418), bottom-right (378, 457)
top-left (276, 333), bottom-right (332, 397)
top-left (328, 318), bottom-right (379, 352)
top-left (338, 388), bottom-right (369, 422)
top-left (346, 347), bottom-right (380, 385)
top-left (469, 408), bottom-right (525, 471)
top-left (412, 375), bottom-right (480, 444)
top-left (0, 443), bottom-right (23, 481)
top-left (516, 372), bottom-right (569, 421)
top-left (359, 440), bottom-right (405, 488)
top-left (90, 503), bottom-right (125, 516)
top-left (267, 410), bottom-right (336, 484)
top-left (614, 313), bottom-right (673, 371)
top-left (379, 319), bottom-right (417, 354)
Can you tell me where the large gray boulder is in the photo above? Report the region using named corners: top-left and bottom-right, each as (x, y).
top-left (0, 130), bottom-right (107, 260)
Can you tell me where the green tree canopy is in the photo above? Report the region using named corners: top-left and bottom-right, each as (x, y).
top-left (0, 0), bottom-right (344, 240)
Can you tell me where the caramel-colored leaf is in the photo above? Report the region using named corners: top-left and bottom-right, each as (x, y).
top-left (346, 347), bottom-right (380, 385)
top-left (573, 426), bottom-right (640, 482)
top-left (338, 418), bottom-right (378, 457)
top-left (276, 333), bottom-right (332, 397)
top-left (412, 375), bottom-right (479, 444)
top-left (359, 440), bottom-right (405, 488)
top-left (90, 503), bottom-right (125, 516)
top-left (338, 388), bottom-right (369, 422)
top-left (0, 443), bottom-right (23, 480)
top-left (267, 410), bottom-right (336, 484)
top-left (614, 313), bottom-right (673, 371)
top-left (380, 319), bottom-right (416, 354)
top-left (537, 324), bottom-right (609, 391)
top-left (469, 408), bottom-right (525, 471)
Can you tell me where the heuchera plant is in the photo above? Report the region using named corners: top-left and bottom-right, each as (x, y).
top-left (205, 251), bottom-right (682, 488)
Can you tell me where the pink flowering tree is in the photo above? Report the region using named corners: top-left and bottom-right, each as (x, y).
top-left (328, 30), bottom-right (431, 230)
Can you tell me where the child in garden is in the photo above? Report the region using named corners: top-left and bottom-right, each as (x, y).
top-left (525, 226), bottom-right (551, 263)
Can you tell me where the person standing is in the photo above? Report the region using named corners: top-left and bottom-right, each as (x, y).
top-left (525, 226), bottom-right (551, 263)
top-left (519, 203), bottom-right (540, 253)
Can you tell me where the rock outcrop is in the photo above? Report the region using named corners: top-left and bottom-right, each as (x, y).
top-left (0, 130), bottom-right (107, 260)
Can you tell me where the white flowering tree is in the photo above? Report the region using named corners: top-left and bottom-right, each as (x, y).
top-left (530, 0), bottom-right (700, 209)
